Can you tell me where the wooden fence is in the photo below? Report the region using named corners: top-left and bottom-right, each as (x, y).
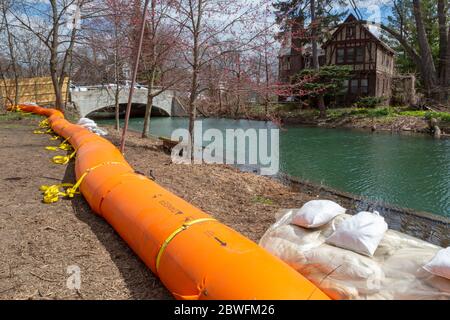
top-left (0, 77), bottom-right (68, 108)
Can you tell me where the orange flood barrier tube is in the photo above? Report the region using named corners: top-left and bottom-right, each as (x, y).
top-left (18, 104), bottom-right (330, 300)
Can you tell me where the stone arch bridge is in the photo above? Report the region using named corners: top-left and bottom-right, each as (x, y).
top-left (70, 86), bottom-right (187, 118)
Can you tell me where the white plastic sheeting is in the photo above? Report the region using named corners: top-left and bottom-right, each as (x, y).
top-left (424, 247), bottom-right (450, 280)
top-left (77, 117), bottom-right (108, 136)
top-left (260, 210), bottom-right (450, 300)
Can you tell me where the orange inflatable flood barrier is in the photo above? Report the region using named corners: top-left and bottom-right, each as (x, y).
top-left (17, 104), bottom-right (330, 300)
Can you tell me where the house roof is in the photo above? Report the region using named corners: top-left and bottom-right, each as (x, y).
top-left (323, 14), bottom-right (395, 54)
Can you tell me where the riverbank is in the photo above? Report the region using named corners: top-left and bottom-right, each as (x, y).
top-left (1, 114), bottom-right (448, 299)
top-left (0, 115), bottom-right (322, 299)
top-left (218, 105), bottom-right (450, 136)
top-left (106, 124), bottom-right (448, 247)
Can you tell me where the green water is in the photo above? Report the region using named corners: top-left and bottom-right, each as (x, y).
top-left (98, 117), bottom-right (450, 217)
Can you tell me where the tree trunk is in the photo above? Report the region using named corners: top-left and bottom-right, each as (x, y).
top-left (114, 49), bottom-right (120, 131)
top-left (2, 7), bottom-right (19, 106)
top-left (142, 93), bottom-right (153, 138)
top-left (188, 0), bottom-right (202, 161)
top-left (188, 69), bottom-right (198, 159)
top-left (264, 46), bottom-right (270, 115)
top-left (447, 25), bottom-right (450, 86)
top-left (437, 0), bottom-right (448, 85)
top-left (446, 25), bottom-right (450, 102)
top-left (310, 0), bottom-right (326, 117)
top-left (49, 0), bottom-right (63, 110)
top-left (114, 85), bottom-right (120, 131)
top-left (412, 0), bottom-right (438, 98)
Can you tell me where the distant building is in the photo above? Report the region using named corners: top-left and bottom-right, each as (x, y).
top-left (279, 14), bottom-right (396, 105)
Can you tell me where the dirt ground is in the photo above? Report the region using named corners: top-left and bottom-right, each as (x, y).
top-left (0, 116), bottom-right (319, 300)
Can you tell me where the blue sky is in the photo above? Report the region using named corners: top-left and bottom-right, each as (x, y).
top-left (327, 0), bottom-right (394, 24)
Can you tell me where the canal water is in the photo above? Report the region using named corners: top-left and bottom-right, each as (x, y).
top-left (97, 117), bottom-right (450, 218)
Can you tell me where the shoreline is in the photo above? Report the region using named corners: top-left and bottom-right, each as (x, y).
top-left (0, 116), bottom-right (447, 299)
top-left (104, 124), bottom-right (449, 247)
top-left (91, 108), bottom-right (450, 138)
top-left (219, 112), bottom-right (450, 138)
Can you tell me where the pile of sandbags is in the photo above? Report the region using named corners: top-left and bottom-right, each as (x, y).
top-left (260, 206), bottom-right (450, 300)
top-left (77, 118), bottom-right (108, 136)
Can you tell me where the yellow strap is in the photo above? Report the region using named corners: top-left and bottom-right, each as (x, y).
top-left (39, 183), bottom-right (77, 204)
top-left (58, 142), bottom-right (73, 151)
top-left (51, 136), bottom-right (98, 165)
top-left (52, 149), bottom-right (77, 165)
top-left (40, 162), bottom-right (127, 203)
top-left (39, 119), bottom-right (49, 128)
top-left (45, 138), bottom-right (73, 152)
top-left (34, 128), bottom-right (53, 135)
top-left (11, 105), bottom-right (31, 116)
top-left (155, 218), bottom-right (217, 273)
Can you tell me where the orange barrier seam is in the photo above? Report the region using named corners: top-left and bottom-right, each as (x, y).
top-left (155, 218), bottom-right (217, 273)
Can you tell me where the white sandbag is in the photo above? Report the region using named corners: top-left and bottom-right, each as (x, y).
top-left (91, 127), bottom-right (108, 136)
top-left (423, 247), bottom-right (450, 280)
top-left (260, 209), bottom-right (449, 300)
top-left (77, 117), bottom-right (96, 126)
top-left (326, 211), bottom-right (388, 257)
top-left (76, 117), bottom-right (108, 136)
top-left (291, 200), bottom-right (346, 228)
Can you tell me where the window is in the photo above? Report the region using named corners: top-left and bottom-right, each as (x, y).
top-left (346, 25), bottom-right (356, 38)
top-left (282, 57), bottom-right (291, 71)
top-left (350, 79), bottom-right (359, 94)
top-left (341, 80), bottom-right (349, 93)
top-left (361, 79), bottom-right (369, 94)
top-left (337, 47), bottom-right (364, 64)
top-left (356, 47), bottom-right (364, 63)
top-left (337, 48), bottom-right (345, 64)
top-left (347, 48), bottom-right (355, 63)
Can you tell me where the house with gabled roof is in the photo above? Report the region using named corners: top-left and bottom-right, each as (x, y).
top-left (279, 14), bottom-right (396, 105)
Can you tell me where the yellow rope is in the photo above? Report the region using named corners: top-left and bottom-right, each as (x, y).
top-left (155, 218), bottom-right (217, 273)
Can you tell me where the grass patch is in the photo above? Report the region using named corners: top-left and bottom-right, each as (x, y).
top-left (327, 107), bottom-right (450, 122)
top-left (0, 112), bottom-right (40, 122)
top-left (252, 195), bottom-right (274, 205)
top-left (347, 107), bottom-right (394, 117)
top-left (399, 111), bottom-right (450, 122)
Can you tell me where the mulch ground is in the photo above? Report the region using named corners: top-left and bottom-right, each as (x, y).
top-left (0, 116), bottom-right (319, 299)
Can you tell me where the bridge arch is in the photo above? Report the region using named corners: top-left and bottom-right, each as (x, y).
top-left (84, 103), bottom-right (171, 119)
top-left (71, 86), bottom-right (187, 118)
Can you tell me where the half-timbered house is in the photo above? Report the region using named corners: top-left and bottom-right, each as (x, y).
top-left (279, 14), bottom-right (396, 105)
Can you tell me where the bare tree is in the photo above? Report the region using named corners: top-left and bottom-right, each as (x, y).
top-left (1, 0), bottom-right (19, 106)
top-left (169, 0), bottom-right (269, 156)
top-left (10, 0), bottom-right (92, 110)
top-left (310, 0), bottom-right (325, 117)
top-left (139, 0), bottom-right (186, 138)
top-left (377, 0), bottom-right (449, 103)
